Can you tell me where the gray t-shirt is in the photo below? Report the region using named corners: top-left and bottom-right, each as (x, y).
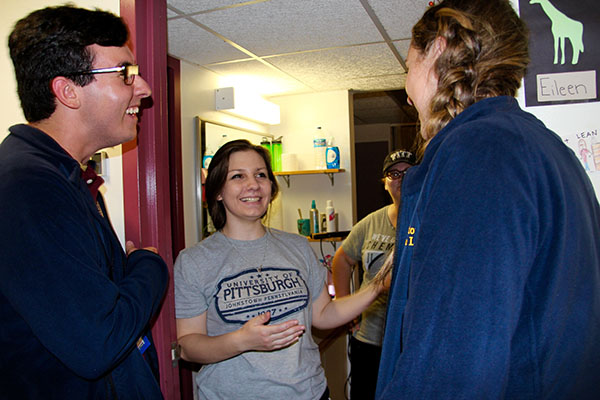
top-left (175, 229), bottom-right (327, 400)
top-left (342, 206), bottom-right (394, 346)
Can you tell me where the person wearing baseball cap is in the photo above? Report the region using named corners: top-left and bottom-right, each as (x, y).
top-left (382, 149), bottom-right (416, 176)
top-left (332, 148), bottom-right (415, 400)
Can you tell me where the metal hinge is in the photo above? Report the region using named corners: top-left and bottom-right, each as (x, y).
top-left (171, 342), bottom-right (181, 367)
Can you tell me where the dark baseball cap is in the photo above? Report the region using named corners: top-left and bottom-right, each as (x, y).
top-left (382, 149), bottom-right (416, 174)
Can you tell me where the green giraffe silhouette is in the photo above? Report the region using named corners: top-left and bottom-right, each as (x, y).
top-left (530, 0), bottom-right (584, 65)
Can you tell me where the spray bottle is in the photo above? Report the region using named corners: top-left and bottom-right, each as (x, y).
top-left (326, 200), bottom-right (336, 232)
top-left (309, 200), bottom-right (320, 234)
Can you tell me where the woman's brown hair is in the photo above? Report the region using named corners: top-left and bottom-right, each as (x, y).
top-left (413, 0), bottom-right (530, 142)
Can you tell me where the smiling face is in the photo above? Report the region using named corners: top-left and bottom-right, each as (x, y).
top-left (77, 44), bottom-right (151, 153)
top-left (217, 150), bottom-right (273, 228)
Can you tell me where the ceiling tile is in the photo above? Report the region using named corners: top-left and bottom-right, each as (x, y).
top-left (369, 0), bottom-right (427, 40)
top-left (266, 43), bottom-right (405, 88)
top-left (168, 18), bottom-right (249, 65)
top-left (204, 59), bottom-right (313, 96)
top-left (191, 0), bottom-right (384, 57)
top-left (342, 75), bottom-right (406, 92)
top-left (392, 39), bottom-right (411, 60)
top-left (167, 0), bottom-right (254, 15)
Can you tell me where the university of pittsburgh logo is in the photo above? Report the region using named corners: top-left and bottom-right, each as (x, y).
top-left (215, 267), bottom-right (309, 323)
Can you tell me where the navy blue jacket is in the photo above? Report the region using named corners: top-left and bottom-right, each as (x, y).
top-left (0, 125), bottom-right (168, 399)
top-left (376, 97), bottom-right (600, 399)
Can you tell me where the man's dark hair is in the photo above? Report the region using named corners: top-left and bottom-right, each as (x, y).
top-left (8, 5), bottom-right (129, 122)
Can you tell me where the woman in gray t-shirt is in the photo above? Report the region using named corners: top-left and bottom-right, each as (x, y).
top-left (332, 149), bottom-right (415, 400)
top-left (175, 139), bottom-right (386, 400)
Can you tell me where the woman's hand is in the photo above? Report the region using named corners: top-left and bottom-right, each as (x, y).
top-left (237, 312), bottom-right (305, 351)
top-left (177, 311), bottom-right (305, 364)
top-left (125, 240), bottom-right (158, 255)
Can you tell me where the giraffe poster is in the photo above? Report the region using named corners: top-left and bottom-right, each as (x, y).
top-left (519, 0), bottom-right (599, 106)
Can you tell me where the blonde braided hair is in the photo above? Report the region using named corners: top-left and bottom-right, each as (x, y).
top-left (413, 0), bottom-right (530, 142)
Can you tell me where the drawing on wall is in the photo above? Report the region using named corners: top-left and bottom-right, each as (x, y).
top-left (562, 128), bottom-right (600, 173)
top-left (519, 0), bottom-right (599, 106)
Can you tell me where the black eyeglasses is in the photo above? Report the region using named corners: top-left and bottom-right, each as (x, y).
top-left (67, 64), bottom-right (139, 85)
top-left (384, 169), bottom-right (408, 180)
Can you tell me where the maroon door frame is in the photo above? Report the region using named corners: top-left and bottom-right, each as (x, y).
top-left (167, 57), bottom-right (185, 275)
top-left (167, 56), bottom-right (195, 400)
top-left (120, 1), bottom-right (181, 399)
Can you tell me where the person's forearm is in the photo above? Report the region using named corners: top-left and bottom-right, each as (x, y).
top-left (178, 331), bottom-right (243, 364)
top-left (313, 284), bottom-right (380, 330)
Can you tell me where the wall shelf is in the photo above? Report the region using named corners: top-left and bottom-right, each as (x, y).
top-left (274, 168), bottom-right (345, 187)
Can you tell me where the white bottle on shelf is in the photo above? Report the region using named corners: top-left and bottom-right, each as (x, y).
top-left (313, 127), bottom-right (327, 169)
top-left (326, 200), bottom-right (336, 232)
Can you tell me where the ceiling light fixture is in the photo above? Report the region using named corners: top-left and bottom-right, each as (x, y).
top-left (215, 87), bottom-right (280, 125)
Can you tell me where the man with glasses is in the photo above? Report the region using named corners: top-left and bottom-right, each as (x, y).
top-left (332, 149), bottom-right (416, 400)
top-left (0, 5), bottom-right (168, 399)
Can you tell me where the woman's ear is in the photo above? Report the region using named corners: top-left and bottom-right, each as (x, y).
top-left (431, 36), bottom-right (447, 58)
top-left (50, 76), bottom-right (81, 109)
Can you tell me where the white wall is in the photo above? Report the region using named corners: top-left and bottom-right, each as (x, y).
top-left (0, 0), bottom-right (125, 244)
